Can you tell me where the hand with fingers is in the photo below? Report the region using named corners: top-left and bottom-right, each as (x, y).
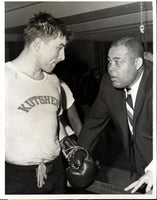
top-left (124, 170), bottom-right (153, 194)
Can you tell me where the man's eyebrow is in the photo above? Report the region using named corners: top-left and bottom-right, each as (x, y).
top-left (111, 57), bottom-right (121, 60)
top-left (107, 57), bottom-right (121, 62)
top-left (108, 56), bottom-right (120, 59)
top-left (59, 43), bottom-right (66, 47)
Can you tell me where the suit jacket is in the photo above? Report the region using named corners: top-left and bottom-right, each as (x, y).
top-left (77, 60), bottom-right (153, 176)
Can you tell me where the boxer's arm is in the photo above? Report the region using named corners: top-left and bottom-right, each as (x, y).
top-left (58, 120), bottom-right (68, 141)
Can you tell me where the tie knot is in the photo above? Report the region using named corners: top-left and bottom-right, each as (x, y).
top-left (126, 87), bottom-right (132, 95)
top-left (126, 87), bottom-right (133, 109)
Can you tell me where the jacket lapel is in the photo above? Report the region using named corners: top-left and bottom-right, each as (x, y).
top-left (133, 66), bottom-right (149, 128)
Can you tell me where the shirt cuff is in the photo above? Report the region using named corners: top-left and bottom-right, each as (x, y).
top-left (144, 160), bottom-right (153, 173)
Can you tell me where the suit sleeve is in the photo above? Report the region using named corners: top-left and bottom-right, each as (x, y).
top-left (77, 74), bottom-right (111, 153)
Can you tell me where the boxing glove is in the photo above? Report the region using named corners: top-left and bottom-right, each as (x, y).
top-left (60, 136), bottom-right (97, 188)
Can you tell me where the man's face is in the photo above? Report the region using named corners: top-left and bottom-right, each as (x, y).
top-left (107, 45), bottom-right (138, 88)
top-left (37, 35), bottom-right (67, 73)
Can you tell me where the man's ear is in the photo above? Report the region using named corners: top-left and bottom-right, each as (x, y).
top-left (33, 38), bottom-right (42, 51)
top-left (135, 57), bottom-right (143, 70)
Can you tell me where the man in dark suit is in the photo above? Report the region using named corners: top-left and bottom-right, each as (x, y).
top-left (77, 36), bottom-right (153, 194)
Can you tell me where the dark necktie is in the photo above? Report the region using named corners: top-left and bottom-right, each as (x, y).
top-left (126, 88), bottom-right (137, 177)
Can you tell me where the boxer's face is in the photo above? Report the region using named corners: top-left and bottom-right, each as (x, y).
top-left (35, 35), bottom-right (67, 73)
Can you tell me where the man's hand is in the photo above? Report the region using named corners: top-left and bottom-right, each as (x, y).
top-left (124, 171), bottom-right (153, 194)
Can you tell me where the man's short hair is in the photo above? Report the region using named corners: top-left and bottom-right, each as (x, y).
top-left (24, 12), bottom-right (72, 45)
top-left (110, 36), bottom-right (144, 59)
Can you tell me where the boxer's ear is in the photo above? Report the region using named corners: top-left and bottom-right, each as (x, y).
top-left (33, 38), bottom-right (42, 52)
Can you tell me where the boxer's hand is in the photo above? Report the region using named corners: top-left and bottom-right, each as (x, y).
top-left (68, 148), bottom-right (87, 168)
top-left (66, 148), bottom-right (97, 188)
top-left (60, 136), bottom-right (97, 187)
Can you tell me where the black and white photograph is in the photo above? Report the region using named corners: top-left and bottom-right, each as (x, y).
top-left (1, 0), bottom-right (156, 199)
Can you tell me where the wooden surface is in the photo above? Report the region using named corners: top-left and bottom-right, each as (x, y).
top-left (86, 180), bottom-right (139, 194)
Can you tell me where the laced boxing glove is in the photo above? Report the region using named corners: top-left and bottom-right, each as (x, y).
top-left (60, 136), bottom-right (97, 188)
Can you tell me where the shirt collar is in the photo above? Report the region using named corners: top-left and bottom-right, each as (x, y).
top-left (130, 70), bottom-right (144, 93)
top-left (124, 70), bottom-right (144, 107)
